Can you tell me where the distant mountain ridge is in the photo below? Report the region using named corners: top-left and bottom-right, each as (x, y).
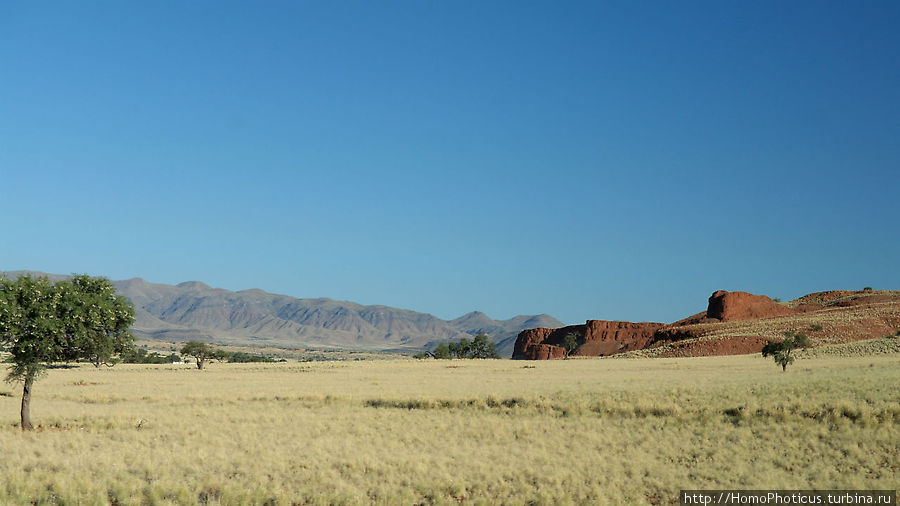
top-left (1, 271), bottom-right (562, 358)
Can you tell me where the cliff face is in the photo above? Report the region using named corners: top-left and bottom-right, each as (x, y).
top-left (521, 343), bottom-right (568, 360)
top-left (512, 320), bottom-right (664, 359)
top-left (576, 320), bottom-right (665, 356)
top-left (513, 326), bottom-right (581, 359)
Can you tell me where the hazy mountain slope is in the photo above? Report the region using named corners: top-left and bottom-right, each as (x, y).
top-left (1, 271), bottom-right (557, 356)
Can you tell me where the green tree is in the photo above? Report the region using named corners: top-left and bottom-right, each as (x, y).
top-left (468, 333), bottom-right (500, 359)
top-left (180, 341), bottom-right (227, 370)
top-left (431, 342), bottom-right (451, 359)
top-left (0, 275), bottom-right (135, 430)
top-left (431, 334), bottom-right (499, 359)
top-left (561, 332), bottom-right (580, 358)
top-left (761, 331), bottom-right (810, 372)
top-left (448, 338), bottom-right (471, 359)
top-left (62, 275), bottom-right (135, 368)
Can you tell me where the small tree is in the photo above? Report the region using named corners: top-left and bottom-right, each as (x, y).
top-left (761, 331), bottom-right (810, 372)
top-left (449, 338), bottom-right (471, 359)
top-left (432, 342), bottom-right (451, 359)
top-left (468, 333), bottom-right (500, 359)
top-left (0, 275), bottom-right (134, 430)
top-left (561, 332), bottom-right (580, 358)
top-left (180, 341), bottom-right (227, 370)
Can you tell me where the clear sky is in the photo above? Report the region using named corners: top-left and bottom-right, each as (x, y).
top-left (1, 1), bottom-right (898, 325)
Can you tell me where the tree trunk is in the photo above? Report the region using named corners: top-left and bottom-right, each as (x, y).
top-left (21, 374), bottom-right (34, 431)
top-left (782, 363), bottom-right (787, 372)
top-left (197, 358), bottom-right (205, 370)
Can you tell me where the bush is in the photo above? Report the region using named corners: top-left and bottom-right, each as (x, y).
top-left (808, 324), bottom-right (823, 332)
top-left (121, 348), bottom-right (181, 364)
top-left (432, 343), bottom-right (451, 359)
top-left (863, 286), bottom-right (873, 291)
top-left (226, 352), bottom-right (279, 363)
top-left (431, 334), bottom-right (499, 359)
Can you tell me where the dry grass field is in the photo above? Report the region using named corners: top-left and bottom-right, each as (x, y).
top-left (1, 343), bottom-right (898, 505)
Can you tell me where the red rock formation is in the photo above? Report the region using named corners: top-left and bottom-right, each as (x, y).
top-left (522, 343), bottom-right (567, 360)
top-left (513, 289), bottom-right (898, 360)
top-left (706, 290), bottom-right (796, 321)
top-left (513, 326), bottom-right (581, 359)
top-left (513, 321), bottom-right (663, 359)
top-left (575, 320), bottom-right (664, 356)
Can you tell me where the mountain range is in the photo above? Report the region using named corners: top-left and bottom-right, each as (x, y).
top-left (1, 271), bottom-right (562, 358)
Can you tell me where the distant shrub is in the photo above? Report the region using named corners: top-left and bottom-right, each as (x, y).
top-left (863, 286), bottom-right (873, 291)
top-left (432, 343), bottom-right (451, 359)
top-left (772, 297), bottom-right (782, 303)
top-left (808, 324), bottom-right (823, 332)
top-left (121, 348), bottom-right (181, 364)
top-left (431, 334), bottom-right (499, 359)
top-left (787, 331), bottom-right (811, 348)
top-left (227, 352), bottom-right (279, 363)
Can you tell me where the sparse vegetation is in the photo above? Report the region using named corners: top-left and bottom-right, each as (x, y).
top-left (863, 286), bottom-right (873, 291)
top-left (808, 324), bottom-right (823, 332)
top-left (796, 336), bottom-right (900, 358)
top-left (771, 297), bottom-right (782, 303)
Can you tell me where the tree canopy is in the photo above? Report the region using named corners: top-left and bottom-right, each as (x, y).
top-left (428, 334), bottom-right (500, 359)
top-left (561, 332), bottom-right (580, 358)
top-left (180, 341), bottom-right (228, 369)
top-left (761, 331), bottom-right (810, 372)
top-left (0, 274), bottom-right (135, 430)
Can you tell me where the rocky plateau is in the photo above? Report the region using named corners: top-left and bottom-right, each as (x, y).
top-left (513, 289), bottom-right (900, 359)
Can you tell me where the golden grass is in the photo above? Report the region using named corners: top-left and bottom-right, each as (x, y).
top-left (0, 353), bottom-right (897, 505)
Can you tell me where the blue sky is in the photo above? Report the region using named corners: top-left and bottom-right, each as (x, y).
top-left (1, 1), bottom-right (898, 325)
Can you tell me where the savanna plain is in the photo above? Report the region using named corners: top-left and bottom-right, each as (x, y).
top-left (1, 347), bottom-right (898, 505)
